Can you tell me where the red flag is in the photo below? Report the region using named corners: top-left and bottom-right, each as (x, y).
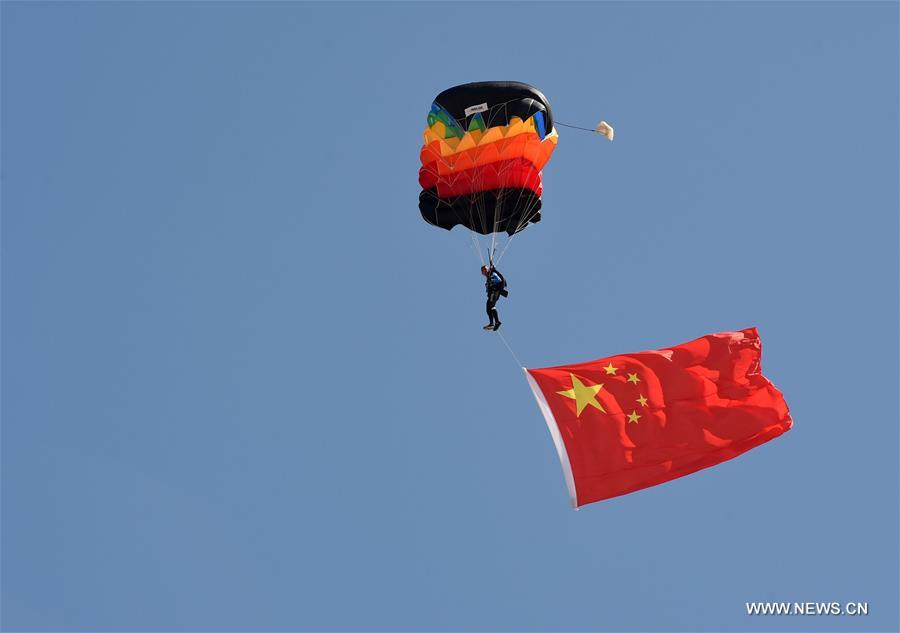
top-left (525, 328), bottom-right (792, 508)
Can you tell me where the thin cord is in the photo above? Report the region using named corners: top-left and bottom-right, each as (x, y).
top-left (555, 121), bottom-right (601, 134)
top-left (470, 230), bottom-right (485, 266)
top-left (496, 331), bottom-right (525, 369)
top-left (494, 197), bottom-right (541, 265)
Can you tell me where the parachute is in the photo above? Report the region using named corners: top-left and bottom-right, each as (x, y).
top-left (418, 82), bottom-right (558, 245)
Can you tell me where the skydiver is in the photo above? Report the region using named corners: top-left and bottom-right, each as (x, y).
top-left (481, 264), bottom-right (507, 331)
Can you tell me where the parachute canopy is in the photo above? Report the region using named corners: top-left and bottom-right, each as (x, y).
top-left (418, 81), bottom-right (558, 236)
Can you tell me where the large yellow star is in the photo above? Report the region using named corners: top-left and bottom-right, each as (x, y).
top-left (603, 362), bottom-right (618, 375)
top-left (557, 373), bottom-right (606, 416)
top-left (636, 394), bottom-right (649, 407)
top-left (626, 372), bottom-right (640, 384)
top-left (627, 410), bottom-right (641, 424)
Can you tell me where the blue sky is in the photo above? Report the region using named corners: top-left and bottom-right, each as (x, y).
top-left (2, 2), bottom-right (897, 631)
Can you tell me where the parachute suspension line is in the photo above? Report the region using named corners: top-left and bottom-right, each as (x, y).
top-left (494, 196), bottom-right (541, 265)
top-left (493, 229), bottom-right (517, 266)
top-left (470, 230), bottom-right (486, 267)
top-left (493, 99), bottom-right (546, 264)
top-left (497, 172), bottom-right (542, 264)
top-left (494, 208), bottom-right (518, 265)
top-left (492, 100), bottom-right (528, 266)
top-left (497, 331), bottom-right (525, 370)
top-left (489, 221), bottom-right (497, 267)
top-left (503, 160), bottom-right (530, 254)
top-left (488, 100), bottom-right (509, 263)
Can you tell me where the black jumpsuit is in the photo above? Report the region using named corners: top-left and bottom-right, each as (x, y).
top-left (485, 269), bottom-right (505, 326)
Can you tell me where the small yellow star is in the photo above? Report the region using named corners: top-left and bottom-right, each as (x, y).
top-left (636, 394), bottom-right (648, 407)
top-left (557, 373), bottom-right (606, 417)
top-left (603, 362), bottom-right (618, 375)
top-left (627, 410), bottom-right (641, 424)
top-left (626, 372), bottom-right (640, 385)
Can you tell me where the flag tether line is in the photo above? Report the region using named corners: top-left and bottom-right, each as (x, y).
top-left (497, 331), bottom-right (525, 370)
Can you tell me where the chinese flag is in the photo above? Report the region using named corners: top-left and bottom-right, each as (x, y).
top-left (525, 328), bottom-right (792, 508)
